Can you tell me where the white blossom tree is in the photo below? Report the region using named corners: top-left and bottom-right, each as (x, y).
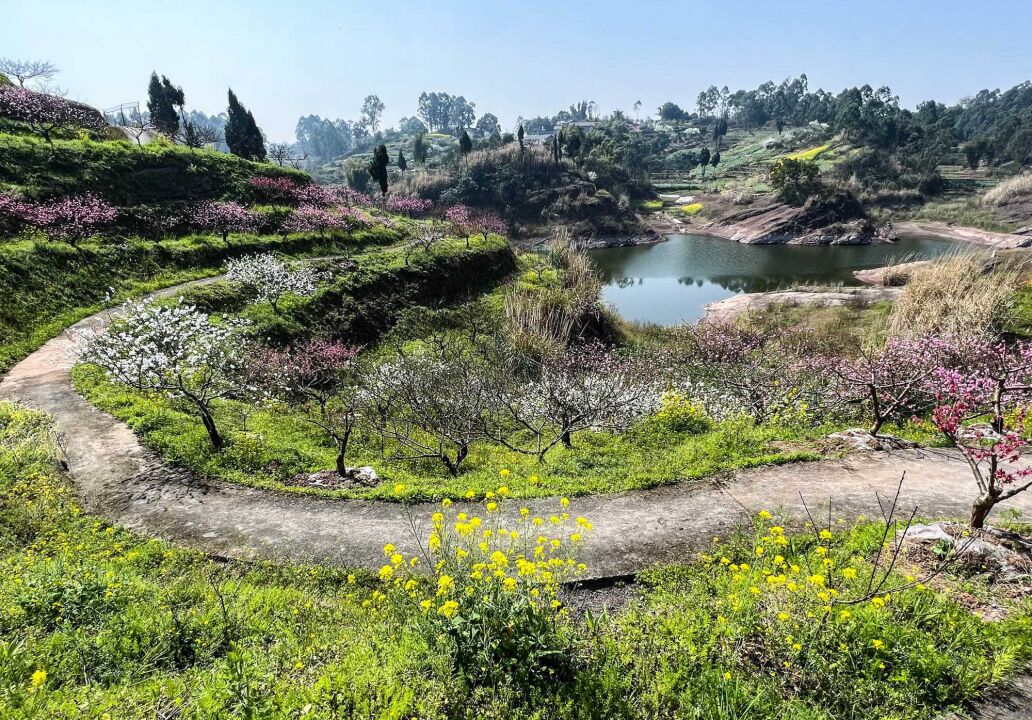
top-left (225, 253), bottom-right (323, 312)
top-left (80, 300), bottom-right (251, 450)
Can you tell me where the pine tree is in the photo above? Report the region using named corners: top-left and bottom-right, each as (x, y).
top-left (699, 147), bottom-right (711, 178)
top-left (517, 124), bottom-right (525, 152)
top-left (459, 130), bottom-right (473, 158)
top-left (225, 88), bottom-right (266, 161)
top-left (397, 149), bottom-right (408, 172)
top-left (147, 72), bottom-right (179, 137)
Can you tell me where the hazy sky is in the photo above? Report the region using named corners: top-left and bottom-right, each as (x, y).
top-left (4, 0), bottom-right (1031, 143)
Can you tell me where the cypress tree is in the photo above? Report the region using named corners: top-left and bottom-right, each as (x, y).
top-left (397, 148), bottom-right (408, 172)
top-left (459, 130), bottom-right (473, 158)
top-left (147, 71), bottom-right (179, 137)
top-left (413, 133), bottom-right (427, 163)
top-left (226, 88), bottom-right (266, 161)
top-left (368, 144), bottom-right (390, 196)
top-left (699, 147), bottom-right (711, 178)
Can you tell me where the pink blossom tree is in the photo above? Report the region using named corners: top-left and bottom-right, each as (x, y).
top-left (258, 340), bottom-right (362, 476)
top-left (282, 204), bottom-right (342, 236)
top-left (386, 195), bottom-right (434, 217)
top-left (930, 340), bottom-right (1032, 528)
top-left (818, 334), bottom-right (976, 436)
top-left (17, 194), bottom-right (118, 243)
top-left (190, 201), bottom-right (258, 242)
top-left (0, 86), bottom-right (106, 143)
top-left (247, 176), bottom-right (305, 204)
top-left (445, 204), bottom-right (475, 247)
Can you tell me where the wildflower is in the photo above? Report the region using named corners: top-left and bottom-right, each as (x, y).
top-left (792, 643), bottom-right (802, 651)
top-left (560, 497), bottom-right (570, 508)
top-left (465, 490), bottom-right (476, 499)
top-left (755, 546), bottom-right (765, 556)
top-left (819, 529), bottom-right (833, 540)
top-left (758, 510), bottom-right (772, 520)
top-left (499, 469), bottom-right (510, 478)
top-left (383, 543), bottom-right (396, 556)
top-left (838, 610), bottom-right (852, 621)
top-left (490, 550), bottom-right (509, 567)
top-left (529, 475), bottom-right (540, 485)
top-left (870, 596), bottom-right (886, 608)
top-left (778, 612), bottom-right (790, 621)
top-left (503, 577), bottom-right (518, 591)
top-left (842, 567), bottom-right (857, 580)
top-left (724, 671), bottom-right (732, 681)
top-left (570, 532), bottom-right (582, 542)
top-left (391, 553), bottom-right (404, 566)
top-left (520, 507), bottom-right (530, 517)
top-left (442, 498), bottom-right (453, 507)
top-left (486, 502), bottom-right (498, 512)
top-left (498, 485), bottom-right (510, 496)
top-left (392, 483), bottom-right (406, 495)
top-left (872, 639), bottom-right (885, 649)
top-left (31, 669), bottom-right (47, 687)
top-left (378, 565), bottom-right (394, 581)
top-left (438, 600), bottom-right (459, 619)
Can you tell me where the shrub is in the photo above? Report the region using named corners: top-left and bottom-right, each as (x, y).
top-left (375, 489), bottom-right (589, 688)
top-left (889, 254), bottom-right (1019, 337)
top-left (984, 173), bottom-right (1032, 206)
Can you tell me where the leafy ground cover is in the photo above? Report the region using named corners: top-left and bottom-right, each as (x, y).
top-left (2, 401), bottom-right (1028, 719)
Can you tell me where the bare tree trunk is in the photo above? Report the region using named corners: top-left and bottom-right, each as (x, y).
top-left (198, 405), bottom-right (224, 451)
top-left (970, 495), bottom-right (995, 529)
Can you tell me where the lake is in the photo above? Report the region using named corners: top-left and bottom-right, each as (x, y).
top-left (586, 233), bottom-right (962, 325)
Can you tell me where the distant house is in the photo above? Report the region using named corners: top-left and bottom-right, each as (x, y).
top-left (524, 133), bottom-right (555, 146)
top-left (554, 119), bottom-right (599, 133)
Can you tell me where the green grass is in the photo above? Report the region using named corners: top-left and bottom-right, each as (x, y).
top-left (902, 196), bottom-right (1022, 233)
top-left (0, 226), bottom-right (403, 372)
top-left (0, 133), bottom-right (306, 203)
top-left (2, 400), bottom-right (1028, 719)
top-left (71, 366), bottom-right (833, 500)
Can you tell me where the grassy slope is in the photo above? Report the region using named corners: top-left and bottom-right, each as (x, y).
top-left (0, 134), bottom-right (307, 203)
top-left (2, 401), bottom-right (1028, 719)
top-left (0, 226), bottom-right (401, 372)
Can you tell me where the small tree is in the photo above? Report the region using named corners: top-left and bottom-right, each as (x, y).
top-left (260, 340), bottom-right (362, 476)
top-left (368, 144), bottom-right (390, 197)
top-left (698, 147), bottom-right (711, 178)
top-left (397, 148), bottom-right (408, 172)
top-left (930, 340), bottom-right (1032, 528)
top-left (191, 201), bottom-right (258, 242)
top-left (517, 124), bottom-right (525, 153)
top-left (18, 194), bottom-right (118, 243)
top-left (358, 344), bottom-right (491, 476)
top-left (283, 204), bottom-right (343, 237)
top-left (713, 117), bottom-right (728, 150)
top-left (459, 130), bottom-right (473, 163)
top-left (821, 335), bottom-right (971, 437)
top-left (484, 344), bottom-right (658, 461)
top-left (81, 301), bottom-right (250, 450)
top-left (225, 88), bottom-right (266, 161)
top-left (225, 253), bottom-right (322, 312)
top-left (770, 158), bottom-right (822, 205)
top-left (710, 150), bottom-right (721, 174)
top-left (0, 58), bottom-right (58, 88)
top-left (0, 86), bottom-right (107, 143)
top-left (445, 204), bottom-right (474, 247)
top-left (413, 133), bottom-right (428, 164)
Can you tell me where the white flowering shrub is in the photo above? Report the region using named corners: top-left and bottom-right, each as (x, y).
top-left (80, 300), bottom-right (250, 450)
top-left (225, 253), bottom-right (323, 311)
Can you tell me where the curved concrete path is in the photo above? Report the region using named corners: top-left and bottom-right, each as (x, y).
top-left (2, 278), bottom-right (1032, 579)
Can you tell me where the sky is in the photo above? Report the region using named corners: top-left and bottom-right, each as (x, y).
top-left (4, 0), bottom-right (1031, 143)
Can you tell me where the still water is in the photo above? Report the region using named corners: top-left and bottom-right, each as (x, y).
top-left (586, 233), bottom-right (961, 325)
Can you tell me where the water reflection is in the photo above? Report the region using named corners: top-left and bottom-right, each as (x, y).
top-left (586, 233), bottom-right (961, 325)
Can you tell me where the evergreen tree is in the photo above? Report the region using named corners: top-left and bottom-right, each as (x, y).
top-left (225, 88), bottom-right (266, 161)
top-left (517, 124), bottom-right (525, 151)
top-left (397, 148), bottom-right (408, 172)
top-left (147, 71), bottom-right (179, 137)
top-left (459, 130), bottom-right (473, 158)
top-left (368, 144), bottom-right (390, 196)
top-left (413, 133), bottom-right (427, 163)
top-left (710, 150), bottom-right (721, 174)
top-left (699, 147), bottom-right (711, 178)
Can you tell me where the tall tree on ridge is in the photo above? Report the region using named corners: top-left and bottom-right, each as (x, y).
top-left (361, 94), bottom-right (385, 133)
top-left (459, 130), bottom-right (473, 164)
top-left (397, 148), bottom-right (407, 172)
top-left (147, 72), bottom-right (180, 137)
top-left (225, 88), bottom-right (266, 161)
